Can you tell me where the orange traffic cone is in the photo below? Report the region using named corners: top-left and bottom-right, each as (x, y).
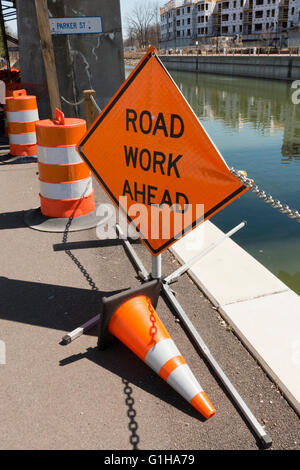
top-left (98, 281), bottom-right (215, 419)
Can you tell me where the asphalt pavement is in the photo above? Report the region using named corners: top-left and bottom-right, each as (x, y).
top-left (0, 152), bottom-right (299, 450)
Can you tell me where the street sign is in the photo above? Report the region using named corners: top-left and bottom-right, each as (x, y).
top-left (78, 47), bottom-right (248, 255)
top-left (50, 17), bottom-right (103, 35)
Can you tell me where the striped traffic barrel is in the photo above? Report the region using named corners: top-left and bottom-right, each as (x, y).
top-left (6, 89), bottom-right (39, 156)
top-left (36, 108), bottom-right (95, 218)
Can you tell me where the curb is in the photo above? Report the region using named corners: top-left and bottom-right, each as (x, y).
top-left (170, 220), bottom-right (300, 415)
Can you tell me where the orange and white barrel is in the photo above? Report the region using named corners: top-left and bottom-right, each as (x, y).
top-left (6, 89), bottom-right (39, 156)
top-left (4, 111), bottom-right (8, 138)
top-left (35, 108), bottom-right (95, 218)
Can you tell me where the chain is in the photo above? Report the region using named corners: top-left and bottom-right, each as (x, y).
top-left (63, 215), bottom-right (140, 449)
top-left (62, 216), bottom-right (99, 291)
top-left (147, 297), bottom-right (158, 346)
top-left (230, 167), bottom-right (300, 224)
top-left (122, 378), bottom-right (140, 450)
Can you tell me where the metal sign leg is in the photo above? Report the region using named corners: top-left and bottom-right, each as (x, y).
top-left (165, 221), bottom-right (246, 284)
top-left (152, 254), bottom-right (162, 279)
top-left (162, 282), bottom-right (272, 449)
top-left (62, 314), bottom-right (100, 344)
top-left (61, 221), bottom-right (272, 447)
top-left (115, 233), bottom-right (272, 448)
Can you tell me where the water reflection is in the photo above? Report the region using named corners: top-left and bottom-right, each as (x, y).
top-left (124, 65), bottom-right (300, 295)
top-left (174, 71), bottom-right (300, 162)
top-left (278, 271), bottom-right (300, 293)
top-left (169, 69), bottom-right (300, 295)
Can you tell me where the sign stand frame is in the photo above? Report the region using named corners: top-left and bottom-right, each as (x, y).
top-left (61, 83), bottom-right (272, 448)
top-left (61, 221), bottom-right (272, 449)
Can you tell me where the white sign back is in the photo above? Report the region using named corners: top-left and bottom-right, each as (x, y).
top-left (50, 17), bottom-right (103, 35)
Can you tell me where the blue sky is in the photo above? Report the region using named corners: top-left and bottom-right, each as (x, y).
top-left (8, 1), bottom-right (166, 37)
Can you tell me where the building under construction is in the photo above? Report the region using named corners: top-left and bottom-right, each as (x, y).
top-left (160, 0), bottom-right (300, 48)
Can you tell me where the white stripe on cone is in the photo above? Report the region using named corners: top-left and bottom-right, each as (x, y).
top-left (6, 109), bottom-right (39, 123)
top-left (145, 339), bottom-right (181, 374)
top-left (40, 177), bottom-right (93, 200)
top-left (9, 132), bottom-right (37, 145)
top-left (37, 145), bottom-right (83, 165)
top-left (167, 364), bottom-right (203, 402)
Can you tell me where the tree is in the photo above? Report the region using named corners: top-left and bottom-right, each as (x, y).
top-left (126, 1), bottom-right (161, 49)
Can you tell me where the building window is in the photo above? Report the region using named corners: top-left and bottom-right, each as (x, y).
top-left (272, 9), bottom-right (275, 16)
top-left (255, 23), bottom-right (262, 31)
top-left (187, 18), bottom-right (191, 24)
top-left (182, 19), bottom-right (184, 25)
top-left (233, 25), bottom-right (236, 32)
top-left (240, 12), bottom-right (243, 19)
top-left (255, 10), bottom-right (263, 18)
top-left (177, 30), bottom-right (180, 36)
top-left (266, 10), bottom-right (270, 17)
top-left (233, 13), bottom-right (236, 20)
top-left (256, 0), bottom-right (263, 4)
top-left (177, 9), bottom-right (180, 16)
top-left (187, 6), bottom-right (191, 13)
top-left (222, 26), bottom-right (229, 33)
top-left (177, 20), bottom-right (180, 26)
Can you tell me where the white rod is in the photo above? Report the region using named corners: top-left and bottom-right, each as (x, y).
top-left (165, 221), bottom-right (246, 284)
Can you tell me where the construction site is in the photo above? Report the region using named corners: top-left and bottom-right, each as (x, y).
top-left (0, 0), bottom-right (299, 454)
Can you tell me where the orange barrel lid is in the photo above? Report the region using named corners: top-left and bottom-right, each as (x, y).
top-left (36, 108), bottom-right (86, 147)
top-left (6, 89), bottom-right (37, 112)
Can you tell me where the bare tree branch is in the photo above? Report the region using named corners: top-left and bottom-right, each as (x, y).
top-left (125, 1), bottom-right (161, 49)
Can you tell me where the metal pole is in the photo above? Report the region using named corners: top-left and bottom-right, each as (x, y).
top-left (62, 314), bottom-right (100, 344)
top-left (162, 282), bottom-right (272, 449)
top-left (116, 224), bottom-right (150, 281)
top-left (0, 2), bottom-right (11, 77)
top-left (61, 223), bottom-right (150, 344)
top-left (152, 254), bottom-right (162, 279)
top-left (165, 221), bottom-right (246, 284)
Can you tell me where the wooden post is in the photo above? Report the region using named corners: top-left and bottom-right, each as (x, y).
top-left (84, 90), bottom-right (98, 129)
top-left (35, 0), bottom-right (61, 118)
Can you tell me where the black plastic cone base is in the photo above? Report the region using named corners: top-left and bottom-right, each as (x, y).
top-left (24, 203), bottom-right (104, 233)
top-left (98, 280), bottom-right (162, 351)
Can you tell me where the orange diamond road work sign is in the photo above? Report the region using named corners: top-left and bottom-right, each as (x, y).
top-left (77, 46), bottom-right (249, 256)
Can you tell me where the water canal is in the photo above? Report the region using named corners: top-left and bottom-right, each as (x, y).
top-left (125, 66), bottom-right (300, 295)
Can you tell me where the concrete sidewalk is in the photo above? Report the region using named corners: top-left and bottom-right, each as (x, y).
top-left (0, 156), bottom-right (299, 450)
